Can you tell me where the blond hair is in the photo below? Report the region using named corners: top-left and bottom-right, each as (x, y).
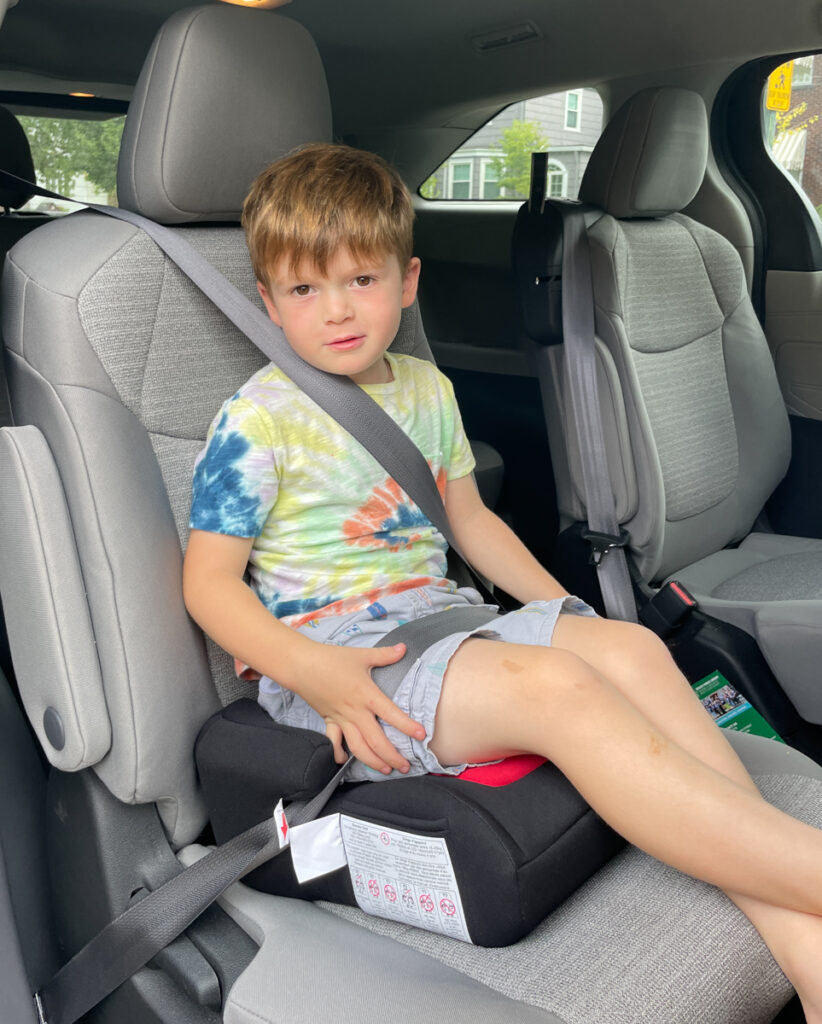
top-left (242, 143), bottom-right (414, 283)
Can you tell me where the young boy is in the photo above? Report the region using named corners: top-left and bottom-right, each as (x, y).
top-left (183, 143), bottom-right (822, 1020)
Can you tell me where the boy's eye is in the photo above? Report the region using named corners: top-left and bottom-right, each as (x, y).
top-left (292, 284), bottom-right (311, 296)
top-left (354, 275), bottom-right (374, 287)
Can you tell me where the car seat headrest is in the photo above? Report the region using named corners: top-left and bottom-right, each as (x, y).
top-left (0, 105), bottom-right (35, 210)
top-left (117, 3), bottom-right (332, 224)
top-left (578, 87), bottom-right (708, 218)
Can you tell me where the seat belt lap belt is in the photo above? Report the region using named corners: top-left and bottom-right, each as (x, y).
top-left (0, 171), bottom-right (501, 1022)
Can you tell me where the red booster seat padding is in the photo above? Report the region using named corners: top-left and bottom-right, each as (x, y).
top-left (196, 699), bottom-right (624, 947)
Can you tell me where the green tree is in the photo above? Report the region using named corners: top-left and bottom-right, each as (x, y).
top-left (419, 172), bottom-right (442, 199)
top-left (489, 119), bottom-right (550, 199)
top-left (19, 115), bottom-right (125, 204)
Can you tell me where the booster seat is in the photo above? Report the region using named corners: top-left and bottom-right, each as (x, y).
top-left (1, 7), bottom-right (822, 1023)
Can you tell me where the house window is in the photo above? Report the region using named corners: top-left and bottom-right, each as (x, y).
top-left (419, 87), bottom-right (604, 202)
top-left (481, 159), bottom-right (500, 199)
top-left (449, 161), bottom-right (472, 199)
top-left (547, 160), bottom-right (568, 198)
top-left (565, 90), bottom-right (582, 130)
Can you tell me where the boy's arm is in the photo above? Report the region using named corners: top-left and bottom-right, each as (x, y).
top-left (182, 529), bottom-right (425, 774)
top-left (444, 474), bottom-right (570, 604)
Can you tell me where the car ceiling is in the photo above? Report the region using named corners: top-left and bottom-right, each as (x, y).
top-left (1, 0), bottom-right (821, 141)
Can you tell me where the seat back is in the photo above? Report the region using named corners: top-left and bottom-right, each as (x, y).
top-left (543, 87), bottom-right (791, 583)
top-left (0, 4), bottom-right (433, 846)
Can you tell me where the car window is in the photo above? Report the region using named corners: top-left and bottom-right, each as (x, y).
top-left (420, 88), bottom-right (604, 201)
top-left (762, 56), bottom-right (822, 220)
top-left (15, 112), bottom-right (125, 214)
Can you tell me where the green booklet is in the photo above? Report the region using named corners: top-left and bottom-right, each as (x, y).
top-left (692, 671), bottom-right (784, 743)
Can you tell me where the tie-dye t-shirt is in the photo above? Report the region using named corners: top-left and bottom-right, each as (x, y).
top-left (189, 352), bottom-right (475, 628)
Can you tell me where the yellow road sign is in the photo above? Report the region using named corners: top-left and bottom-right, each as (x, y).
top-left (766, 61), bottom-right (794, 111)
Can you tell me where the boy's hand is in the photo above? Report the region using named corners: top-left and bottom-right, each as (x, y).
top-left (293, 642), bottom-right (426, 775)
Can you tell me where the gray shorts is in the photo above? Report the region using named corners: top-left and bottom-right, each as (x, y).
top-left (258, 585), bottom-right (595, 783)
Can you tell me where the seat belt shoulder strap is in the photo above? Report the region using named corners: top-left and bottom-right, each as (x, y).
top-left (540, 191), bottom-right (637, 622)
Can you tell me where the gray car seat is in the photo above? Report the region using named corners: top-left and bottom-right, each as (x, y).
top-left (542, 86), bottom-right (822, 728)
top-left (1, 10), bottom-right (822, 1023)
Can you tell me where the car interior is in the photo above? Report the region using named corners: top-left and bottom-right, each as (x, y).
top-left (2, 1), bottom-right (822, 1022)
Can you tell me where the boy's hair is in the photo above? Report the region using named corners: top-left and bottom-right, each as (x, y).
top-left (242, 143), bottom-right (415, 283)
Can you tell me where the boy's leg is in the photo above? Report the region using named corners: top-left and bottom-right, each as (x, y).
top-left (548, 615), bottom-right (822, 1016)
top-left (429, 636), bottom-right (822, 909)
top-left (550, 615), bottom-right (757, 790)
top-left (429, 636), bottom-right (822, 1020)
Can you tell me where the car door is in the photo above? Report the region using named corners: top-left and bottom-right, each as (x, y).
top-left (413, 87), bottom-right (605, 569)
top-left (719, 53), bottom-right (822, 538)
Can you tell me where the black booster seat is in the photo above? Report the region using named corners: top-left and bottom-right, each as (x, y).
top-left (196, 605), bottom-right (625, 949)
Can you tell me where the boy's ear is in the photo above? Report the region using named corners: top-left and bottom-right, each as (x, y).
top-left (401, 257), bottom-right (421, 309)
top-left (257, 280), bottom-right (282, 326)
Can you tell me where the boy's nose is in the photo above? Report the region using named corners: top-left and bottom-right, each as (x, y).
top-left (323, 289), bottom-right (353, 323)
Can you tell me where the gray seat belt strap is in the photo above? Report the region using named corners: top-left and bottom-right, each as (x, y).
top-left (35, 602), bottom-right (499, 1024)
top-left (35, 755), bottom-right (352, 1024)
top-left (0, 171), bottom-right (462, 558)
top-left (373, 605), bottom-right (501, 697)
top-left (92, 203), bottom-right (465, 554)
top-left (0, 170), bottom-right (498, 606)
top-left (552, 202), bottom-right (637, 623)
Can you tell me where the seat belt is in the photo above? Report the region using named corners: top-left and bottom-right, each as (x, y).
top-left (528, 155), bottom-right (637, 622)
top-left (0, 172), bottom-right (501, 1022)
top-left (36, 756), bottom-right (353, 1024)
top-left (0, 171), bottom-right (489, 585)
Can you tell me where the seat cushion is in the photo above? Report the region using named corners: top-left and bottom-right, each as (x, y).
top-left (670, 533), bottom-right (822, 723)
top-left (181, 732), bottom-right (818, 1024)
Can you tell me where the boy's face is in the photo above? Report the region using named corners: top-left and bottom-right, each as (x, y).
top-left (257, 248), bottom-right (421, 386)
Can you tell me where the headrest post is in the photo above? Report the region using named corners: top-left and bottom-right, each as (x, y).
top-left (528, 152), bottom-right (548, 215)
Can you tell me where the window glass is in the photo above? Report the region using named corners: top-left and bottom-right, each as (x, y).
top-left (15, 113), bottom-right (126, 213)
top-left (420, 88), bottom-right (603, 202)
top-left (762, 57), bottom-right (822, 219)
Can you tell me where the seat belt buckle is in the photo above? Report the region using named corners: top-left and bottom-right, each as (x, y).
top-left (639, 579), bottom-right (697, 639)
top-left (581, 527), bottom-right (629, 566)
top-left (34, 992), bottom-right (48, 1024)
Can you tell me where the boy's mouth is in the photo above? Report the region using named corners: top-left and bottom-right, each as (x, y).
top-left (327, 334), bottom-right (365, 350)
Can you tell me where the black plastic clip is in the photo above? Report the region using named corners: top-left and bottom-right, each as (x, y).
top-left (581, 527), bottom-right (630, 566)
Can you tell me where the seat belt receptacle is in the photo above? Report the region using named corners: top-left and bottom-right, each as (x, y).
top-left (639, 580), bottom-right (697, 639)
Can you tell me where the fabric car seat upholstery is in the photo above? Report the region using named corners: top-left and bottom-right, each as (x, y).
top-left (1, 12), bottom-right (822, 1023)
top-left (543, 86), bottom-right (822, 725)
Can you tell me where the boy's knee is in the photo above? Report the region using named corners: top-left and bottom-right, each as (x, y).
top-left (513, 646), bottom-right (603, 708)
top-left (606, 618), bottom-right (667, 659)
top-left (606, 619), bottom-right (676, 677)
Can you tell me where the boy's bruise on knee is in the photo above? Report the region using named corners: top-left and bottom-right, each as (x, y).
top-left (648, 733), bottom-right (667, 757)
top-left (502, 658), bottom-right (524, 674)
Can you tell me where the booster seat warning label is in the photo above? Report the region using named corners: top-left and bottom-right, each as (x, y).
top-left (340, 816), bottom-right (472, 943)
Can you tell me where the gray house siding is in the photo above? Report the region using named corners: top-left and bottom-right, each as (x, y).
top-left (424, 88), bottom-right (603, 201)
